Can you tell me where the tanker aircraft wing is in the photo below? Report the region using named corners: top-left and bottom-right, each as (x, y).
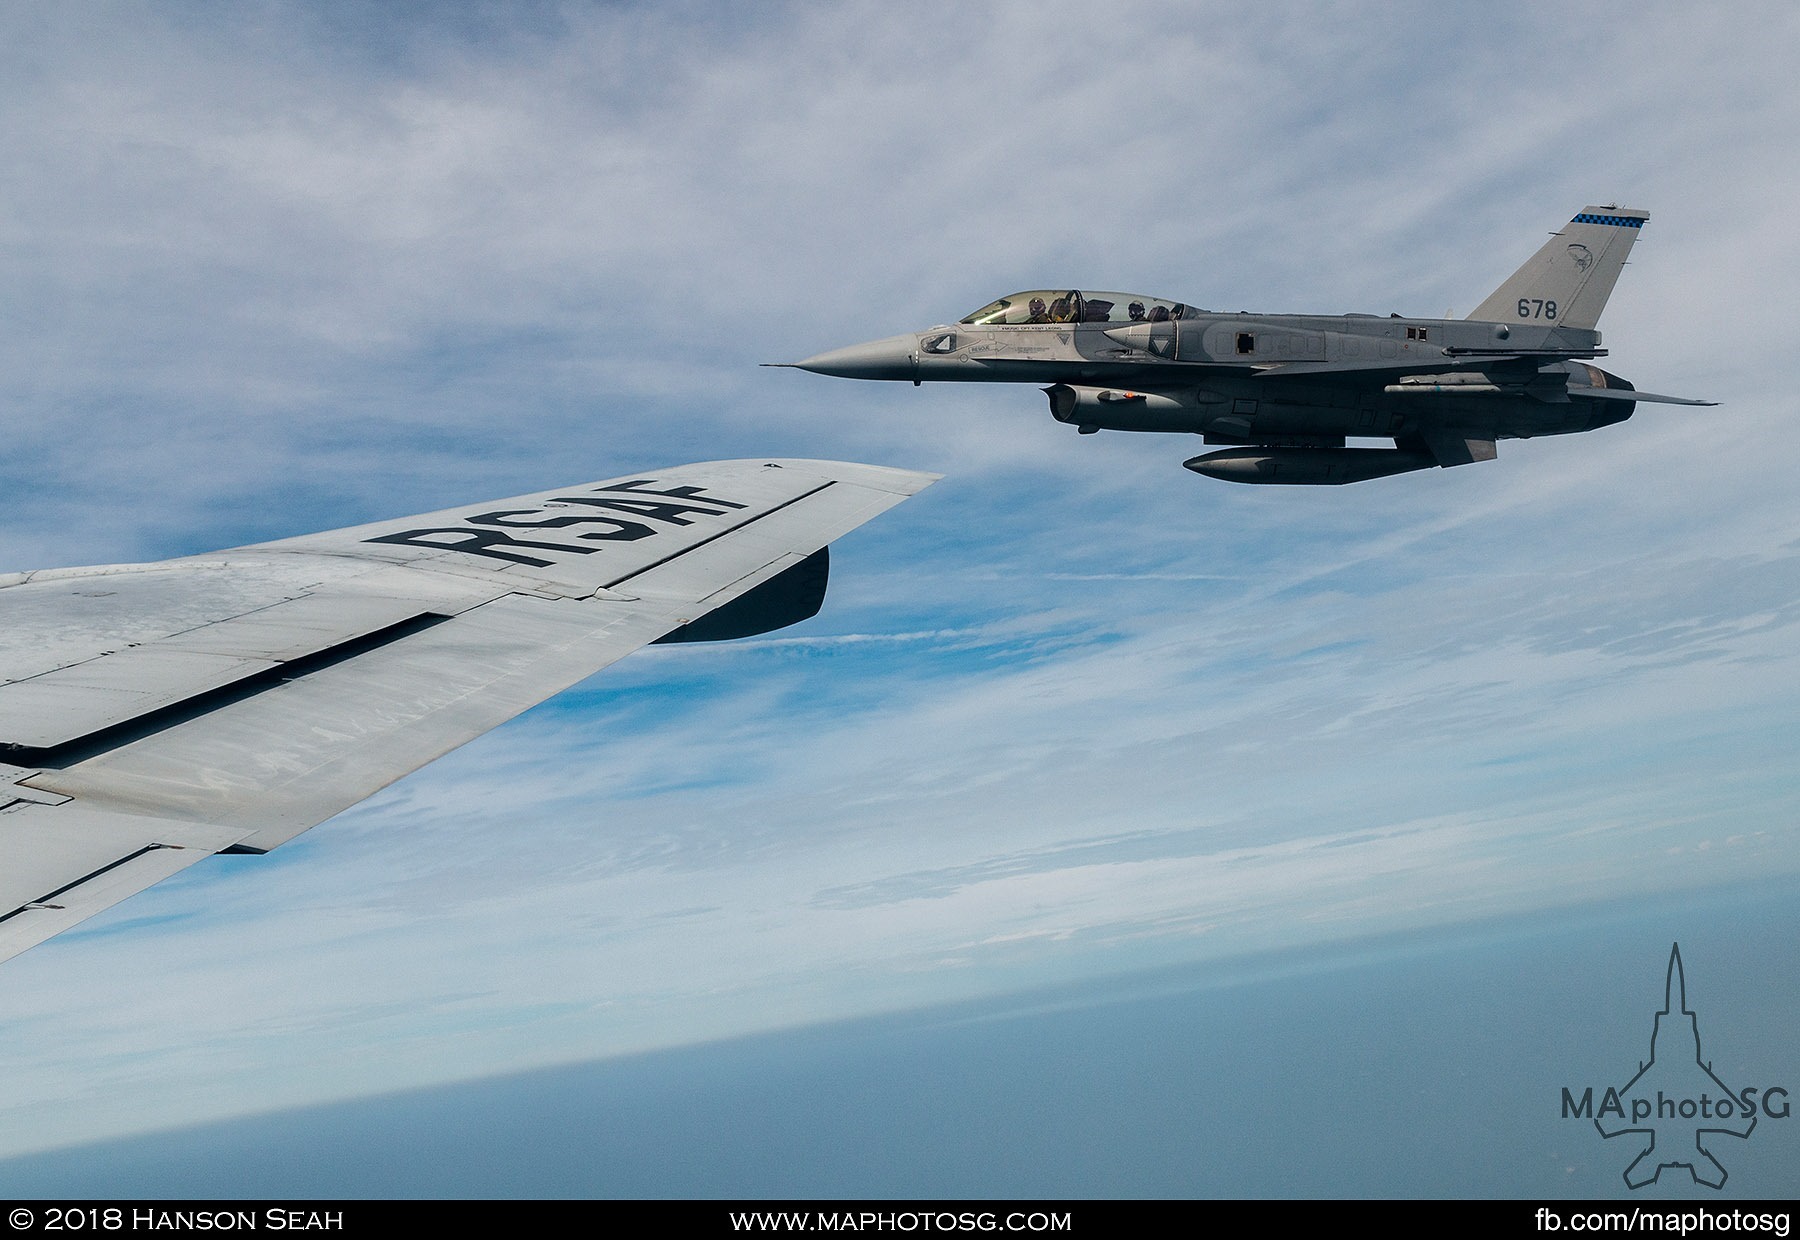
top-left (0, 458), bottom-right (934, 965)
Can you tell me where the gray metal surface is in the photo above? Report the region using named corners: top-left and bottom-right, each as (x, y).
top-left (0, 458), bottom-right (935, 964)
top-left (781, 207), bottom-right (1714, 484)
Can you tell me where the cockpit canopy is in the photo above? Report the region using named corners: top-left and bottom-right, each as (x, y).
top-left (959, 290), bottom-right (1195, 326)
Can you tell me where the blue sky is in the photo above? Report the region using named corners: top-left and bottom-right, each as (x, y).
top-left (0, 1), bottom-right (1796, 1197)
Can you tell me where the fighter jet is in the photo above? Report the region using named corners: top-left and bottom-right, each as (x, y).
top-left (783, 206), bottom-right (1713, 484)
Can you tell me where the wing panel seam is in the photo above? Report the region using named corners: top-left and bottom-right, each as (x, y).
top-left (0, 843), bottom-right (173, 924)
top-left (600, 480), bottom-right (835, 589)
top-left (4, 612), bottom-right (455, 768)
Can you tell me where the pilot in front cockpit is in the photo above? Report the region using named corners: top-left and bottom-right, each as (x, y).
top-left (958, 290), bottom-right (1195, 327)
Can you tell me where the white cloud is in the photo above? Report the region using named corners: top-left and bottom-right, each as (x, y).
top-left (2, 0), bottom-right (1799, 1161)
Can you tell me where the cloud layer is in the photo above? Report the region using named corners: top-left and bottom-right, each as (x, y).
top-left (0, 1), bottom-right (1796, 1163)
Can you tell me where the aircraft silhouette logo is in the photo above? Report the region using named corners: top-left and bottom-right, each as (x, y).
top-left (1588, 944), bottom-right (1755, 1188)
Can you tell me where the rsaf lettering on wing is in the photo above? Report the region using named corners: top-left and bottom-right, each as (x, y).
top-left (365, 480), bottom-right (749, 567)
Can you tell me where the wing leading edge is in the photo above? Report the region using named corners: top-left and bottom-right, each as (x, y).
top-left (0, 458), bottom-right (935, 964)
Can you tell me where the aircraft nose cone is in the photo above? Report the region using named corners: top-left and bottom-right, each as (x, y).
top-left (789, 334), bottom-right (919, 381)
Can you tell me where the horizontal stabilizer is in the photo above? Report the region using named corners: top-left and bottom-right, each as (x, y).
top-left (1574, 386), bottom-right (1716, 406)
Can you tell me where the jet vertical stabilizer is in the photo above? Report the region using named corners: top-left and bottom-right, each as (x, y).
top-left (1467, 206), bottom-right (1648, 330)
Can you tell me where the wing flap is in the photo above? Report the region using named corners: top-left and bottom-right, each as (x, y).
top-left (0, 800), bottom-right (251, 964)
top-left (25, 591), bottom-right (682, 848)
top-left (0, 650), bottom-right (278, 749)
top-left (151, 584), bottom-right (486, 659)
top-left (0, 571), bottom-right (502, 752)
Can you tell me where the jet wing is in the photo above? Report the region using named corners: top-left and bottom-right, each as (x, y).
top-left (1252, 351), bottom-right (1600, 381)
top-left (0, 458), bottom-right (935, 964)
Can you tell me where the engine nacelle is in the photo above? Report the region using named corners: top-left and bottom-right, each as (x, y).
top-left (1184, 446), bottom-right (1438, 486)
top-left (1570, 364), bottom-right (1636, 430)
top-left (1044, 383), bottom-right (1219, 433)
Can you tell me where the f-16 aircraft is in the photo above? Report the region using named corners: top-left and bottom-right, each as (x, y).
top-left (784, 206), bottom-right (1713, 484)
top-left (0, 458), bottom-right (933, 965)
